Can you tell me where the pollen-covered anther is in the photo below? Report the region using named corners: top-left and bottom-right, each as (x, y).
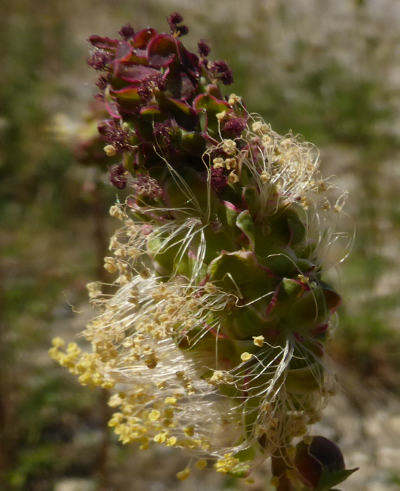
top-left (196, 459), bottom-right (207, 470)
top-left (224, 158), bottom-right (237, 170)
top-left (252, 335), bottom-right (265, 347)
top-left (86, 282), bottom-right (102, 299)
top-left (240, 352), bottom-right (253, 362)
top-left (216, 111), bottom-right (226, 121)
top-left (176, 467), bottom-right (191, 480)
top-left (50, 337), bottom-right (65, 349)
top-left (104, 144), bottom-right (117, 157)
top-left (153, 432), bottom-right (168, 443)
top-left (166, 436), bottom-right (178, 446)
top-left (228, 171), bottom-right (239, 184)
top-left (262, 135), bottom-right (273, 147)
top-left (109, 205), bottom-right (126, 220)
top-left (228, 93), bottom-right (241, 105)
top-left (212, 157), bottom-right (224, 169)
top-left (148, 409), bottom-right (161, 421)
top-left (222, 139), bottom-right (237, 155)
top-left (144, 352), bottom-right (158, 369)
top-left (297, 274), bottom-right (309, 284)
top-left (209, 370), bottom-right (232, 385)
top-left (104, 256), bottom-right (118, 273)
top-left (252, 121), bottom-right (269, 134)
top-left (260, 171), bottom-right (271, 183)
top-left (215, 453), bottom-right (249, 475)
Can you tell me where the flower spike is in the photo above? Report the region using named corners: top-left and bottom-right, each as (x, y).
top-left (51, 13), bottom-right (355, 489)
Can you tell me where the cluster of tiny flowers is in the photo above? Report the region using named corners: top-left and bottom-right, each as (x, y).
top-left (50, 14), bottom-right (355, 487)
top-left (50, 210), bottom-right (249, 476)
top-left (50, 111), bottom-right (349, 481)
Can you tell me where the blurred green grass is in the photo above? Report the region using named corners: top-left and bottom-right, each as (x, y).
top-left (1, 0), bottom-right (400, 489)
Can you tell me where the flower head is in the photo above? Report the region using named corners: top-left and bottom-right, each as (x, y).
top-left (51, 13), bottom-right (354, 488)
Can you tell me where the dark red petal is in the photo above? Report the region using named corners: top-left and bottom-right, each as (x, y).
top-left (163, 65), bottom-right (197, 100)
top-left (89, 35), bottom-right (119, 50)
top-left (114, 63), bottom-right (159, 83)
top-left (115, 42), bottom-right (132, 62)
top-left (147, 34), bottom-right (177, 68)
top-left (133, 28), bottom-right (157, 49)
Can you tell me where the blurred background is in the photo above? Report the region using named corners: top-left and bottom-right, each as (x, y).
top-left (1, 0), bottom-right (400, 489)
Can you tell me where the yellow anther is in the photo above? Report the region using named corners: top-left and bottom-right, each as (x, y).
top-left (222, 139), bottom-right (237, 155)
top-left (224, 157), bottom-right (237, 170)
top-left (184, 426), bottom-right (194, 437)
top-left (241, 352), bottom-right (253, 362)
top-left (195, 459), bottom-right (207, 470)
top-left (148, 409), bottom-right (161, 421)
top-left (252, 335), bottom-right (265, 347)
top-left (297, 274), bottom-right (309, 284)
top-left (153, 432), bottom-right (167, 443)
top-left (176, 467), bottom-right (191, 480)
top-left (86, 281), bottom-right (101, 299)
top-left (104, 144), bottom-right (117, 157)
top-left (228, 93), bottom-right (241, 105)
top-left (51, 337), bottom-right (65, 348)
top-left (109, 205), bottom-right (125, 220)
top-left (228, 171), bottom-right (239, 184)
top-left (260, 171), bottom-right (270, 183)
top-left (166, 436), bottom-right (177, 446)
top-left (212, 157), bottom-right (224, 168)
top-left (104, 257), bottom-right (118, 274)
top-left (252, 121), bottom-right (263, 133)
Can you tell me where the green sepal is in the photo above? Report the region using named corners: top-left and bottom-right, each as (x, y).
top-left (207, 250), bottom-right (270, 299)
top-left (281, 277), bottom-right (303, 297)
top-left (285, 363), bottom-right (323, 394)
top-left (278, 283), bottom-right (329, 334)
top-left (221, 201), bottom-right (240, 228)
top-left (180, 129), bottom-right (206, 155)
top-left (223, 304), bottom-right (273, 340)
top-left (242, 187), bottom-right (259, 218)
top-left (193, 94), bottom-right (230, 135)
top-left (264, 250), bottom-right (298, 277)
top-left (236, 210), bottom-right (256, 250)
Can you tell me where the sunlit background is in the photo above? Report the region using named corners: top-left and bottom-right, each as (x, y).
top-left (1, 0), bottom-right (400, 489)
